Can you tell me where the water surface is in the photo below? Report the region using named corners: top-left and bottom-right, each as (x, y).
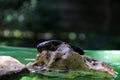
top-left (0, 46), bottom-right (119, 80)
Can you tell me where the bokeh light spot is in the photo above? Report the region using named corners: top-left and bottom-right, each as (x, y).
top-left (18, 15), bottom-right (24, 22)
top-left (44, 33), bottom-right (53, 39)
top-left (13, 30), bottom-right (22, 38)
top-left (3, 29), bottom-right (10, 37)
top-left (6, 15), bottom-right (12, 22)
top-left (68, 32), bottom-right (77, 40)
top-left (79, 33), bottom-right (86, 40)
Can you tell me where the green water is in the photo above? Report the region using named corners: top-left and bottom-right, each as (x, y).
top-left (0, 46), bottom-right (119, 80)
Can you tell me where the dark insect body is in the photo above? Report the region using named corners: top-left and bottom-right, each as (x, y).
top-left (37, 40), bottom-right (84, 55)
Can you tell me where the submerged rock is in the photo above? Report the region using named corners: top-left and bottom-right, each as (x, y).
top-left (27, 43), bottom-right (115, 78)
top-left (0, 56), bottom-right (29, 79)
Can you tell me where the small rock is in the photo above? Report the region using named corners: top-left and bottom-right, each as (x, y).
top-left (0, 56), bottom-right (29, 79)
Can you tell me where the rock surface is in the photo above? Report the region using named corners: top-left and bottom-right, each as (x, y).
top-left (0, 56), bottom-right (28, 78)
top-left (27, 43), bottom-right (115, 78)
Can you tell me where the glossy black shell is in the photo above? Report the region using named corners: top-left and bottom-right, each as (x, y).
top-left (69, 44), bottom-right (84, 55)
top-left (37, 40), bottom-right (63, 52)
top-left (37, 40), bottom-right (84, 55)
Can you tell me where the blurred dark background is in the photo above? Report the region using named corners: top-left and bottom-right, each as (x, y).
top-left (0, 0), bottom-right (119, 49)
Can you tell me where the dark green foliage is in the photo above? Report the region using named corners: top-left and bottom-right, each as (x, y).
top-left (0, 0), bottom-right (120, 49)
